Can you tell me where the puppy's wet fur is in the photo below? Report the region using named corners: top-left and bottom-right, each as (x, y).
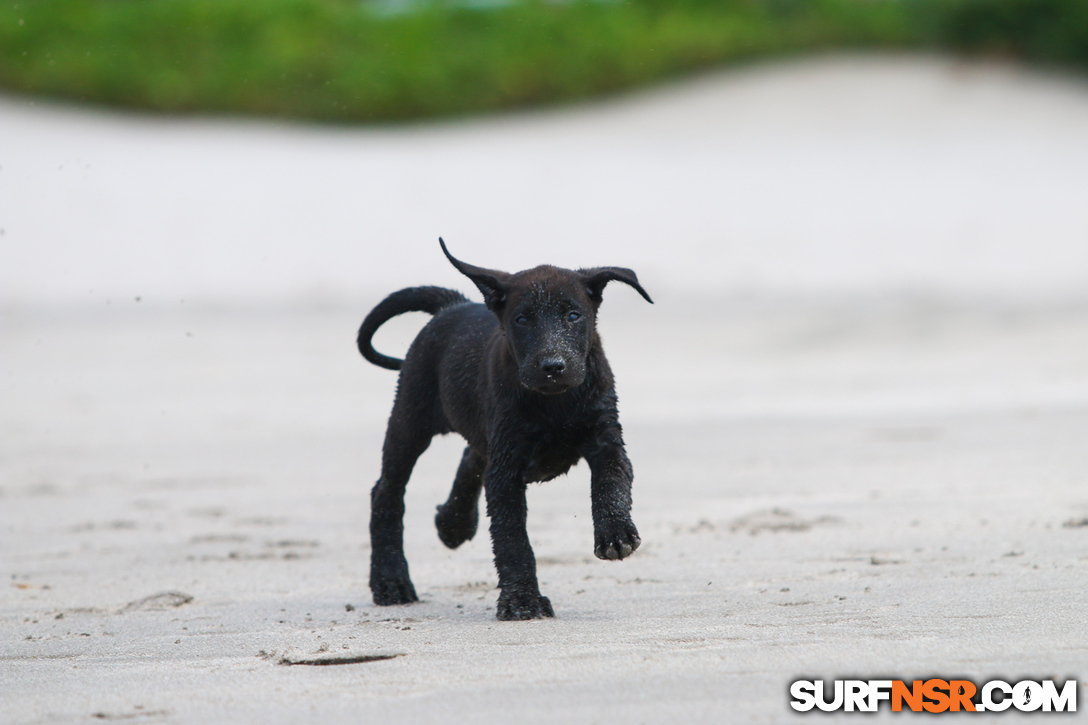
top-left (357, 239), bottom-right (652, 620)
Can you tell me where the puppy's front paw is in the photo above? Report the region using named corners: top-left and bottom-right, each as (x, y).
top-left (594, 519), bottom-right (641, 561)
top-left (496, 590), bottom-right (554, 621)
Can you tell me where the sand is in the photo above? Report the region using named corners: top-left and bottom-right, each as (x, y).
top-left (3, 55), bottom-right (1088, 723)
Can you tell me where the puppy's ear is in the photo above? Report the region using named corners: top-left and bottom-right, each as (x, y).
top-left (439, 238), bottom-right (511, 310)
top-left (579, 267), bottom-right (653, 305)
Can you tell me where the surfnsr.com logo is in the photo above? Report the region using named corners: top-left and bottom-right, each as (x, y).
top-left (790, 679), bottom-right (1077, 713)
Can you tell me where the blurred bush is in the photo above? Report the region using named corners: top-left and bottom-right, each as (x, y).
top-left (0, 0), bottom-right (1085, 122)
top-left (934, 0), bottom-right (1088, 66)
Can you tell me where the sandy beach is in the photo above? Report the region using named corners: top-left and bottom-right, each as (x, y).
top-left (3, 56), bottom-right (1088, 722)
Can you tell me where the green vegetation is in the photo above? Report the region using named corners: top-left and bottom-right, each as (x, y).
top-left (0, 0), bottom-right (1085, 122)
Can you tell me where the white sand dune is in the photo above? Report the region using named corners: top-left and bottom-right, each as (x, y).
top-left (2, 55), bottom-right (1088, 305)
top-left (2, 56), bottom-right (1088, 723)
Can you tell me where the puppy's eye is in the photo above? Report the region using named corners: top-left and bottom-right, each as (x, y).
top-left (515, 315), bottom-right (530, 326)
top-left (567, 311), bottom-right (581, 322)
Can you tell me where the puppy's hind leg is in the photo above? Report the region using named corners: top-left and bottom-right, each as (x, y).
top-left (370, 412), bottom-right (433, 606)
top-left (435, 447), bottom-right (485, 549)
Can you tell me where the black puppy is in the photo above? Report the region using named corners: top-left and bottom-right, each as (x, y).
top-left (357, 239), bottom-right (652, 620)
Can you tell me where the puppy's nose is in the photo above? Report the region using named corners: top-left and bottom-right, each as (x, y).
top-left (540, 357), bottom-right (565, 376)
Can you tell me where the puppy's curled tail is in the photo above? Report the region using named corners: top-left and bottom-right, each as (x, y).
top-left (357, 286), bottom-right (469, 370)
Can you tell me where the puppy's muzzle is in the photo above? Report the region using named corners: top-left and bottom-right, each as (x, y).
top-left (540, 356), bottom-right (565, 376)
top-left (526, 356), bottom-right (581, 394)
